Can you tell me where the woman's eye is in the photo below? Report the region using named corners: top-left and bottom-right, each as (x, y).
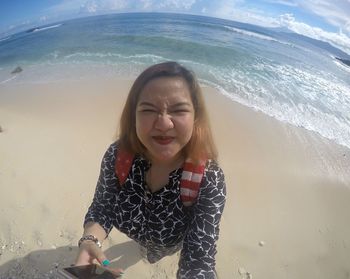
top-left (140, 109), bottom-right (157, 113)
top-left (171, 110), bottom-right (189, 114)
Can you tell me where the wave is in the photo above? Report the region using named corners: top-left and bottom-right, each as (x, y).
top-left (224, 25), bottom-right (296, 47)
top-left (334, 58), bottom-right (350, 74)
top-left (224, 26), bottom-right (275, 40)
top-left (0, 75), bottom-right (17, 84)
top-left (211, 82), bottom-right (350, 150)
top-left (211, 62), bottom-right (350, 149)
top-left (334, 60), bottom-right (350, 73)
top-left (62, 51), bottom-right (163, 61)
top-left (48, 35), bottom-right (236, 66)
top-left (27, 23), bottom-right (63, 33)
top-left (0, 36), bottom-right (11, 42)
top-left (117, 34), bottom-right (235, 57)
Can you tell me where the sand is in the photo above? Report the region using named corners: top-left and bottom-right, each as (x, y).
top-left (0, 78), bottom-right (349, 279)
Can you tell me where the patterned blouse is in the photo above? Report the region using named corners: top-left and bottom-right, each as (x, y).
top-left (85, 142), bottom-right (226, 278)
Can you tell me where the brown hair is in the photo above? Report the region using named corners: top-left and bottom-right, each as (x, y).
top-left (118, 61), bottom-right (218, 162)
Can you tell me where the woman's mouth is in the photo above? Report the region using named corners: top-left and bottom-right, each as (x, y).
top-left (152, 136), bottom-right (174, 145)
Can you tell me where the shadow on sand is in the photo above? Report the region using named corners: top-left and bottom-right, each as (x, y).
top-left (0, 240), bottom-right (141, 278)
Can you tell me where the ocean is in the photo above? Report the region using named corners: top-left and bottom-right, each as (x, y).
top-left (0, 12), bottom-right (349, 149)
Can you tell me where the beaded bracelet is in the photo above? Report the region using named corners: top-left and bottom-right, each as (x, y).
top-left (78, 235), bottom-right (102, 248)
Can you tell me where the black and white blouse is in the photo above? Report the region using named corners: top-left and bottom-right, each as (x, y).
top-left (85, 142), bottom-right (226, 278)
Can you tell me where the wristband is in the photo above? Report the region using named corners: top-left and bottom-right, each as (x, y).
top-left (78, 235), bottom-right (102, 248)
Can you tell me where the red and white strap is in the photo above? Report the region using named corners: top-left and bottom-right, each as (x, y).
top-left (115, 149), bottom-right (133, 185)
top-left (180, 160), bottom-right (206, 206)
top-left (115, 149), bottom-right (206, 206)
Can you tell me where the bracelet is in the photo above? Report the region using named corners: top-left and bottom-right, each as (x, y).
top-left (78, 235), bottom-right (102, 248)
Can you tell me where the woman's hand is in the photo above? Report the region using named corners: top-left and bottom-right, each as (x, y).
top-left (75, 241), bottom-right (124, 277)
top-left (75, 241), bottom-right (103, 265)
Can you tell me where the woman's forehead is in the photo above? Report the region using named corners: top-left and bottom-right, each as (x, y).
top-left (138, 77), bottom-right (192, 103)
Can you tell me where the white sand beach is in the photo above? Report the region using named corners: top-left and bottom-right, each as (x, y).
top-left (0, 78), bottom-right (350, 278)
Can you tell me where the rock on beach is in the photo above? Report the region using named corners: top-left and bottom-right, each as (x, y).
top-left (11, 66), bottom-right (23, 74)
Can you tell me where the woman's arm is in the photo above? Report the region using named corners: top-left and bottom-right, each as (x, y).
top-left (75, 143), bottom-right (119, 265)
top-left (177, 161), bottom-right (226, 279)
top-left (84, 142), bottom-right (119, 234)
top-left (82, 221), bottom-right (108, 244)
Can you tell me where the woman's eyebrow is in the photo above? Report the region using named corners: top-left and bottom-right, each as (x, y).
top-left (138, 101), bottom-right (157, 107)
top-left (169, 102), bottom-right (192, 108)
top-left (138, 101), bottom-right (192, 108)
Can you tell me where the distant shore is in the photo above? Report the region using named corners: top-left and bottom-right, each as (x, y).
top-left (0, 78), bottom-right (349, 278)
top-left (336, 57), bottom-right (350, 67)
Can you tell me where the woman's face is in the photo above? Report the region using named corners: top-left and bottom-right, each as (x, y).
top-left (136, 77), bottom-right (195, 164)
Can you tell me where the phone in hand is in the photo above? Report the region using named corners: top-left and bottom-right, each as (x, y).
top-left (58, 264), bottom-right (121, 278)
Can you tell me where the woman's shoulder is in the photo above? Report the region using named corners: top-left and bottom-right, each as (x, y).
top-left (100, 141), bottom-right (120, 166)
top-left (104, 141), bottom-right (118, 156)
top-left (205, 159), bottom-right (224, 175)
top-left (104, 141), bottom-right (147, 169)
top-left (202, 159), bottom-right (226, 191)
top-left (108, 141), bottom-right (119, 152)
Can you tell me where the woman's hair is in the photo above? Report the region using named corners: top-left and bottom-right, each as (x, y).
top-left (119, 61), bottom-right (218, 162)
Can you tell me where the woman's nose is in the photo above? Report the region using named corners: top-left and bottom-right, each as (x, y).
top-left (154, 113), bottom-right (174, 131)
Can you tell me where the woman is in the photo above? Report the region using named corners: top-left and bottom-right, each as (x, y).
top-left (75, 62), bottom-right (226, 278)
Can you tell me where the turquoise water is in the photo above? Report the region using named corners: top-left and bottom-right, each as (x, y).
top-left (0, 13), bottom-right (349, 148)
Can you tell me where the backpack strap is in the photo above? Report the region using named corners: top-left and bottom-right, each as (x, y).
top-left (115, 149), bottom-right (206, 206)
top-left (180, 159), bottom-right (206, 206)
top-left (115, 149), bottom-right (134, 185)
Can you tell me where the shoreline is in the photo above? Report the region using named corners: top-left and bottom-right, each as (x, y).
top-left (1, 61), bottom-right (350, 151)
top-left (0, 78), bottom-right (350, 278)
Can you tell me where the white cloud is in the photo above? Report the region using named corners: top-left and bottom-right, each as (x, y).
top-left (157, 0), bottom-right (196, 10)
top-left (213, 0), bottom-right (245, 18)
top-left (82, 1), bottom-right (97, 13)
top-left (259, 0), bottom-right (350, 34)
top-left (140, 0), bottom-right (153, 10)
top-left (211, 1), bottom-right (280, 27)
top-left (298, 0), bottom-right (350, 35)
top-left (46, 0), bottom-right (86, 14)
top-left (21, 20), bottom-right (31, 26)
top-left (278, 13), bottom-right (350, 54)
top-left (80, 0), bottom-right (128, 13)
top-left (264, 0), bottom-right (299, 7)
top-left (203, 1), bottom-right (350, 54)
top-left (79, 0), bottom-right (196, 14)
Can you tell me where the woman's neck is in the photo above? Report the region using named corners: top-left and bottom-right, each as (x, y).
top-left (145, 153), bottom-right (185, 192)
top-left (147, 153), bottom-right (185, 169)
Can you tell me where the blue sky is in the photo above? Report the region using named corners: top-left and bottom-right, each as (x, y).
top-left (1, 0), bottom-right (350, 53)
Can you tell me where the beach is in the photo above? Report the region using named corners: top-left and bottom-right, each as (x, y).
top-left (0, 78), bottom-right (350, 278)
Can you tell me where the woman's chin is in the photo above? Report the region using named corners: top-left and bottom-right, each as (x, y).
top-left (153, 154), bottom-right (177, 163)
top-left (149, 149), bottom-right (181, 163)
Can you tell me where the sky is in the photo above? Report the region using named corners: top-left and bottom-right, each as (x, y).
top-left (1, 0), bottom-right (350, 54)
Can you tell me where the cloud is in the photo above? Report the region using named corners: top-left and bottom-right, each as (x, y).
top-left (157, 0), bottom-right (197, 10)
top-left (80, 0), bottom-right (128, 13)
top-left (40, 16), bottom-right (48, 22)
top-left (264, 0), bottom-right (298, 7)
top-left (198, 1), bottom-right (348, 55)
top-left (258, 0), bottom-right (350, 35)
top-left (46, 0), bottom-right (86, 14)
top-left (79, 0), bottom-right (196, 14)
top-left (210, 1), bottom-right (280, 27)
top-left (206, 1), bottom-right (350, 54)
top-left (298, 0), bottom-right (350, 35)
top-left (278, 13), bottom-right (350, 54)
